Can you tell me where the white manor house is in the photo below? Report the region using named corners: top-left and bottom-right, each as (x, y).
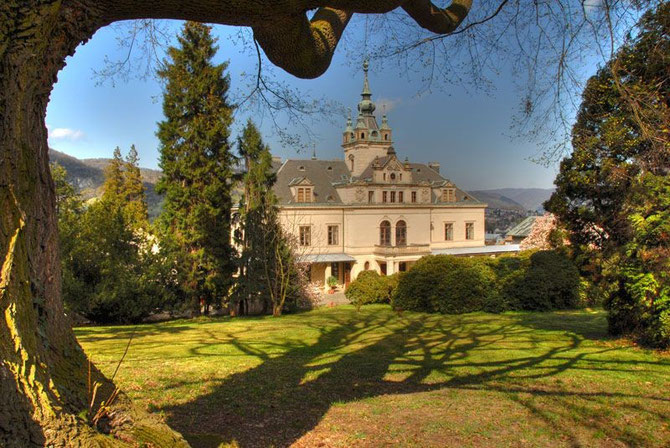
top-left (273, 62), bottom-right (489, 290)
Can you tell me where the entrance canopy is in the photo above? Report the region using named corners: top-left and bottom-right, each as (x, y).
top-left (298, 253), bottom-right (357, 264)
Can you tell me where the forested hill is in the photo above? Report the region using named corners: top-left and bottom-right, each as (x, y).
top-left (467, 191), bottom-right (526, 211)
top-left (471, 188), bottom-right (555, 212)
top-left (49, 149), bottom-right (164, 219)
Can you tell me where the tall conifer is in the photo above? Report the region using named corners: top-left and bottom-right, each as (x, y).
top-left (123, 145), bottom-right (149, 228)
top-left (101, 146), bottom-right (124, 205)
top-left (156, 21), bottom-right (236, 314)
top-left (233, 120), bottom-right (276, 314)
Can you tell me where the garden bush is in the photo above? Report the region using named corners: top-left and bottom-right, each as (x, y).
top-left (392, 250), bottom-right (581, 315)
top-left (346, 271), bottom-right (399, 309)
top-left (509, 250), bottom-right (581, 311)
top-left (392, 255), bottom-right (496, 314)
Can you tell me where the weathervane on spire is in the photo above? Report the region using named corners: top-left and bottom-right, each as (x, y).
top-left (362, 58), bottom-right (371, 97)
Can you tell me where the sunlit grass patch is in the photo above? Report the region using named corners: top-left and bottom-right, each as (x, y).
top-left (76, 305), bottom-right (670, 448)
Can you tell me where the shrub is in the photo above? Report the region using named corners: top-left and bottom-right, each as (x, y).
top-left (484, 253), bottom-right (531, 312)
top-left (392, 255), bottom-right (496, 314)
top-left (512, 250), bottom-right (581, 311)
top-left (346, 271), bottom-right (399, 309)
top-left (62, 200), bottom-right (160, 324)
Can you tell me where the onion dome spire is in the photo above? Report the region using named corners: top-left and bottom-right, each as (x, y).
top-left (357, 59), bottom-right (376, 116)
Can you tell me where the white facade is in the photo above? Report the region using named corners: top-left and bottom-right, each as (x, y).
top-left (273, 62), bottom-right (487, 289)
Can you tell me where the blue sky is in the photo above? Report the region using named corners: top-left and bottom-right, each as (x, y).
top-left (45, 19), bottom-right (601, 191)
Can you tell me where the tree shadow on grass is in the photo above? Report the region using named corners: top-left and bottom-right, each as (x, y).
top-left (162, 309), bottom-right (669, 448)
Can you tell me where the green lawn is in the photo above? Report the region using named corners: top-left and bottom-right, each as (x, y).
top-left (75, 305), bottom-right (670, 448)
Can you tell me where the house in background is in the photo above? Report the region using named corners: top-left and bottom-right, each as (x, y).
top-left (272, 62), bottom-right (490, 290)
top-left (505, 215), bottom-right (539, 244)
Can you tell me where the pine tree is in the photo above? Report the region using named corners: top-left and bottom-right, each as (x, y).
top-left (101, 146), bottom-right (124, 206)
top-left (156, 21), bottom-right (236, 315)
top-left (123, 144), bottom-right (149, 228)
top-left (233, 120), bottom-right (276, 314)
top-left (101, 145), bottom-right (149, 229)
top-left (233, 120), bottom-right (304, 316)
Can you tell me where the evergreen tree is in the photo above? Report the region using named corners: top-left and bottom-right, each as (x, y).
top-left (51, 162), bottom-right (81, 217)
top-left (233, 120), bottom-right (276, 314)
top-left (122, 145), bottom-right (149, 229)
top-left (156, 21), bottom-right (237, 315)
top-left (101, 146), bottom-right (124, 206)
top-left (101, 145), bottom-right (149, 229)
top-left (546, 3), bottom-right (670, 347)
top-left (232, 120), bottom-right (305, 316)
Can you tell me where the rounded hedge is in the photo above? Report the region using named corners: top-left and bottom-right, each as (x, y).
top-left (390, 250), bottom-right (581, 315)
top-left (346, 270), bottom-right (396, 308)
top-left (508, 250), bottom-right (581, 311)
top-left (392, 255), bottom-right (496, 314)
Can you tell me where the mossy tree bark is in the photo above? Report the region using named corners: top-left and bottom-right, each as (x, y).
top-left (1, 0), bottom-right (471, 445)
top-left (1, 2), bottom-right (188, 446)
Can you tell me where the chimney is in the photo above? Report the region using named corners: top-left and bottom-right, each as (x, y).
top-left (428, 162), bottom-right (440, 173)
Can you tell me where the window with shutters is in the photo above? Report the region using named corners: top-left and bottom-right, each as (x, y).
top-left (296, 187), bottom-right (312, 203)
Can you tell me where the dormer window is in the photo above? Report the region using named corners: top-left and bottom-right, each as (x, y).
top-left (297, 187), bottom-right (312, 203)
top-left (441, 188), bottom-right (455, 202)
top-left (298, 165), bottom-right (305, 171)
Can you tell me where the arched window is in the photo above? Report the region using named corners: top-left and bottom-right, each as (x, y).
top-left (390, 173), bottom-right (396, 181)
top-left (380, 221), bottom-right (391, 246)
top-left (364, 261), bottom-right (370, 270)
top-left (361, 132), bottom-right (365, 139)
top-left (350, 156), bottom-right (354, 171)
top-left (396, 220), bottom-right (407, 246)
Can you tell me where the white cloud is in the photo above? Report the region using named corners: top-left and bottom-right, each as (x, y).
top-left (48, 127), bottom-right (85, 141)
top-left (376, 97), bottom-right (402, 114)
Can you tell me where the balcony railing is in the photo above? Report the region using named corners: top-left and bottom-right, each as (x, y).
top-left (374, 243), bottom-right (431, 256)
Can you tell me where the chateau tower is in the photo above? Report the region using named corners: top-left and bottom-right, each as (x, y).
top-left (343, 60), bottom-right (393, 177)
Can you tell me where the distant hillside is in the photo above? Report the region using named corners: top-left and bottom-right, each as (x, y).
top-left (49, 149), bottom-right (164, 219)
top-left (471, 188), bottom-right (555, 212)
top-left (466, 191), bottom-right (525, 211)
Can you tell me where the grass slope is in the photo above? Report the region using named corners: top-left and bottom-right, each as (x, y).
top-left (76, 306), bottom-right (670, 448)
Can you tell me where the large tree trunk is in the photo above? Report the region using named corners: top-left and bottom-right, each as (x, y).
top-left (0, 3), bottom-right (187, 446)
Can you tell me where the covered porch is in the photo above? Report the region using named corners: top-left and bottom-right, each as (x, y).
top-left (298, 253), bottom-right (357, 291)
